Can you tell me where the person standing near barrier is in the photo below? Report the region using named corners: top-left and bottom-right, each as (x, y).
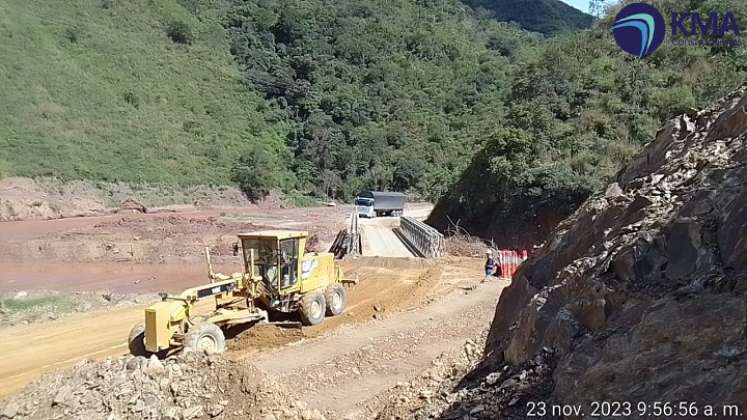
top-left (484, 250), bottom-right (497, 281)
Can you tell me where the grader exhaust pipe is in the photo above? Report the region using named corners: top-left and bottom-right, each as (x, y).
top-left (205, 247), bottom-right (215, 280)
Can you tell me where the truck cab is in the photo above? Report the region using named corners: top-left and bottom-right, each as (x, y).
top-left (355, 196), bottom-right (376, 218)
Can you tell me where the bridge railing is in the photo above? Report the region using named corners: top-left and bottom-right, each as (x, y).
top-left (398, 216), bottom-right (444, 258)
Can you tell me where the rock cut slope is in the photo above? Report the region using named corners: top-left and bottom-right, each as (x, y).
top-left (385, 89), bottom-right (747, 419)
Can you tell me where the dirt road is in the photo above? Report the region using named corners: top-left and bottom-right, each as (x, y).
top-left (0, 261), bottom-right (239, 294)
top-left (404, 203), bottom-right (433, 220)
top-left (0, 298), bottom-right (219, 398)
top-left (0, 203), bottom-right (434, 293)
top-left (0, 258), bottom-right (482, 398)
top-left (250, 263), bottom-right (504, 418)
top-left (0, 305), bottom-right (144, 397)
top-left (0, 201), bottom-right (481, 410)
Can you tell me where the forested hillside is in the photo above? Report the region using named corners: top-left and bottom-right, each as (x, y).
top-left (428, 0), bottom-right (747, 247)
top-left (0, 0), bottom-right (533, 200)
top-left (220, 0), bottom-right (533, 199)
top-left (3, 0), bottom-right (747, 237)
top-left (0, 0), bottom-right (288, 185)
top-left (463, 0), bottom-right (593, 34)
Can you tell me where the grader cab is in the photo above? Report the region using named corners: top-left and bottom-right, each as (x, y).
top-left (128, 230), bottom-right (347, 356)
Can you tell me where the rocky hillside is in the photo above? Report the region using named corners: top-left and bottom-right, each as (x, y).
top-left (383, 89), bottom-right (747, 418)
top-left (426, 0), bottom-right (747, 250)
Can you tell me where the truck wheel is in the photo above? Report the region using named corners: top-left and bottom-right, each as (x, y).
top-left (300, 292), bottom-right (326, 326)
top-left (128, 322), bottom-right (149, 357)
top-left (183, 323), bottom-right (226, 354)
top-left (325, 284), bottom-right (347, 316)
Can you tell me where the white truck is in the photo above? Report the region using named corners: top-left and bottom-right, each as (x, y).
top-left (355, 191), bottom-right (406, 218)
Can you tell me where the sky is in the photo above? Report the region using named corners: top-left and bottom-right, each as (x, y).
top-left (559, 0), bottom-right (591, 13)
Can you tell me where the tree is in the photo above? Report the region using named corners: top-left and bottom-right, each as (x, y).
top-left (220, 0), bottom-right (530, 200)
top-left (231, 147), bottom-right (282, 201)
top-left (589, 0), bottom-right (607, 18)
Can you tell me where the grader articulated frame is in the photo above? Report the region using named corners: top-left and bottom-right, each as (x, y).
top-left (128, 230), bottom-right (349, 355)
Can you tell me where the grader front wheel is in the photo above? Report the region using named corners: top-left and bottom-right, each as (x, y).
top-left (325, 284), bottom-right (347, 316)
top-left (183, 323), bottom-right (226, 354)
top-left (300, 292), bottom-right (326, 326)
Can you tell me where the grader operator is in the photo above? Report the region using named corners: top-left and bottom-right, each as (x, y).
top-left (128, 230), bottom-right (348, 356)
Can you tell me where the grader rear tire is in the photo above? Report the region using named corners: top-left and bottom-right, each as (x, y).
top-left (325, 284), bottom-right (347, 316)
top-left (128, 322), bottom-right (148, 357)
top-left (183, 323), bottom-right (226, 354)
top-left (300, 292), bottom-right (326, 326)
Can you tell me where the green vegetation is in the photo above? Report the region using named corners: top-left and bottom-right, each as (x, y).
top-left (1, 0), bottom-right (745, 225)
top-left (0, 0), bottom-right (288, 186)
top-left (220, 0), bottom-right (532, 199)
top-left (464, 0), bottom-right (594, 35)
top-left (0, 0), bottom-right (531, 201)
top-left (429, 0), bottom-right (747, 245)
top-left (282, 192), bottom-right (323, 208)
top-left (0, 295), bottom-right (77, 315)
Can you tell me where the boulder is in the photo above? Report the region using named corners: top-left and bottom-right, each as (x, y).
top-left (118, 198), bottom-right (146, 214)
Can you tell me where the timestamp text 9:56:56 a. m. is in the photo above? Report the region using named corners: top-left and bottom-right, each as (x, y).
top-left (526, 400), bottom-right (743, 417)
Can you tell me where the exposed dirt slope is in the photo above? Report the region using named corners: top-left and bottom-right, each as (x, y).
top-left (0, 178), bottom-right (106, 221)
top-left (383, 88), bottom-right (747, 419)
top-left (0, 177), bottom-right (255, 222)
top-left (0, 205), bottom-right (349, 265)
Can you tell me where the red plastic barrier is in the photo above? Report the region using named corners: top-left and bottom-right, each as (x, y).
top-left (498, 249), bottom-right (511, 277)
top-left (496, 249), bottom-right (529, 280)
top-left (506, 251), bottom-right (513, 277)
top-left (508, 251), bottom-right (512, 277)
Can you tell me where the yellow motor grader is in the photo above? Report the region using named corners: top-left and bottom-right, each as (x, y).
top-left (128, 230), bottom-right (348, 355)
